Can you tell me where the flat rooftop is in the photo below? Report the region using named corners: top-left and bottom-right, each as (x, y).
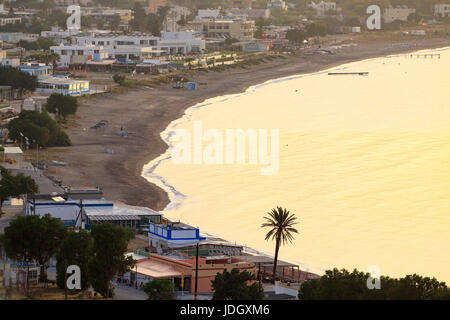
top-left (38, 77), bottom-right (89, 85)
top-left (237, 254), bottom-right (298, 268)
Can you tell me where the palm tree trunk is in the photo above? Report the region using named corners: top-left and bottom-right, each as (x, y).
top-left (272, 236), bottom-right (281, 284)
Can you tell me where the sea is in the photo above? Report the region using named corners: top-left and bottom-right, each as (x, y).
top-left (142, 47), bottom-right (450, 282)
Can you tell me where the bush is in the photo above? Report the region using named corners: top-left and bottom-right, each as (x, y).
top-left (143, 279), bottom-right (174, 300)
top-left (113, 74), bottom-right (126, 85)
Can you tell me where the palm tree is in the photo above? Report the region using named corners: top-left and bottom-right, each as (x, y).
top-left (261, 207), bottom-right (298, 284)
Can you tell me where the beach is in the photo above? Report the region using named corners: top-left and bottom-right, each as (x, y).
top-left (47, 36), bottom-right (450, 211)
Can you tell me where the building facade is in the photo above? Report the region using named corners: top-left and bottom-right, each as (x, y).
top-left (147, 0), bottom-right (167, 14)
top-left (434, 4), bottom-right (450, 18)
top-left (188, 17), bottom-right (255, 40)
top-left (50, 44), bottom-right (108, 67)
top-left (383, 6), bottom-right (416, 24)
top-left (18, 63), bottom-right (52, 80)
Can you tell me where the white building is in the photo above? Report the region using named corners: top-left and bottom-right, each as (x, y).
top-left (0, 58), bottom-right (20, 67)
top-left (0, 17), bottom-right (22, 26)
top-left (308, 1), bottom-right (340, 16)
top-left (267, 0), bottom-right (287, 10)
top-left (0, 4), bottom-right (8, 15)
top-left (41, 26), bottom-right (79, 42)
top-left (383, 6), bottom-right (416, 24)
top-left (197, 9), bottom-right (221, 20)
top-left (163, 6), bottom-right (192, 32)
top-left (50, 44), bottom-right (108, 68)
top-left (0, 32), bottom-right (39, 43)
top-left (159, 31), bottom-right (205, 54)
top-left (19, 63), bottom-right (52, 80)
top-left (434, 4), bottom-right (450, 18)
top-left (37, 76), bottom-right (90, 96)
top-left (227, 8), bottom-right (271, 19)
top-left (76, 33), bottom-right (205, 57)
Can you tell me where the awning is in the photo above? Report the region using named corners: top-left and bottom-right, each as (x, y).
top-left (3, 147), bottom-right (23, 154)
top-left (135, 259), bottom-right (183, 279)
top-left (148, 233), bottom-right (201, 248)
top-left (87, 214), bottom-right (140, 222)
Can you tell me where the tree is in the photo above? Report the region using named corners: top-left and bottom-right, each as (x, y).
top-left (34, 214), bottom-right (67, 283)
top-left (306, 22), bottom-right (328, 37)
top-left (109, 14), bottom-right (121, 31)
top-left (3, 214), bottom-right (66, 289)
top-left (8, 110), bottom-right (71, 147)
top-left (286, 29), bottom-right (307, 45)
top-left (45, 93), bottom-right (78, 120)
top-left (88, 223), bottom-right (135, 298)
top-left (0, 65), bottom-right (37, 98)
top-left (211, 268), bottom-right (264, 300)
top-left (261, 207), bottom-right (298, 283)
top-left (0, 167), bottom-right (39, 213)
top-left (143, 279), bottom-right (174, 300)
top-left (298, 268), bottom-right (450, 300)
top-left (56, 230), bottom-right (93, 291)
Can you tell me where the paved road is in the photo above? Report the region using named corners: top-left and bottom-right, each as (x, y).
top-left (0, 208), bottom-right (22, 233)
top-left (113, 283), bottom-right (147, 300)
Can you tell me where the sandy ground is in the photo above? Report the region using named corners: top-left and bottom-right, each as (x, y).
top-left (45, 36), bottom-right (450, 212)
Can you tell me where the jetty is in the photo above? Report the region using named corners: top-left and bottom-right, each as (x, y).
top-left (328, 72), bottom-right (369, 76)
top-left (406, 53), bottom-right (440, 59)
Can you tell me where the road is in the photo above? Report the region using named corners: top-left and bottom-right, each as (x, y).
top-left (112, 283), bottom-right (147, 300)
top-left (0, 206), bottom-right (23, 233)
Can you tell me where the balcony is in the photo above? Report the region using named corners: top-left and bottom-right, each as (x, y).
top-left (148, 222), bottom-right (205, 247)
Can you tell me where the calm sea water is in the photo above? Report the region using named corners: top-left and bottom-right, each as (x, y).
top-left (143, 47), bottom-right (450, 282)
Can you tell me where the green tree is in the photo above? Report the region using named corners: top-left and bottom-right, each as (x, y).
top-left (3, 214), bottom-right (66, 288)
top-left (298, 268), bottom-right (450, 300)
top-left (88, 223), bottom-right (135, 298)
top-left (45, 93), bottom-right (78, 120)
top-left (56, 230), bottom-right (93, 291)
top-left (143, 279), bottom-right (175, 300)
top-left (211, 268), bottom-right (264, 300)
top-left (109, 14), bottom-right (121, 31)
top-left (8, 110), bottom-right (71, 147)
top-left (306, 22), bottom-right (328, 37)
top-left (36, 37), bottom-right (57, 50)
top-left (0, 65), bottom-right (37, 98)
top-left (286, 29), bottom-right (307, 45)
top-left (261, 207), bottom-right (298, 284)
top-left (0, 167), bottom-right (39, 213)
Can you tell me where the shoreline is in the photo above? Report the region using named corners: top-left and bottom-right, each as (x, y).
top-left (47, 36), bottom-right (450, 215)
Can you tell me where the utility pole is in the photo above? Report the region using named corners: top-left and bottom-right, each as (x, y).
top-left (194, 242), bottom-right (199, 300)
top-left (135, 264), bottom-right (138, 289)
top-left (64, 260), bottom-right (67, 300)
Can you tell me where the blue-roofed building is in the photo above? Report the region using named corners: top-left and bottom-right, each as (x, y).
top-left (25, 198), bottom-right (162, 230)
top-left (18, 63), bottom-right (52, 80)
top-left (148, 221), bottom-right (206, 249)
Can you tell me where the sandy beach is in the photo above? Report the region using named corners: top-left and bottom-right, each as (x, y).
top-left (45, 36), bottom-right (450, 213)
